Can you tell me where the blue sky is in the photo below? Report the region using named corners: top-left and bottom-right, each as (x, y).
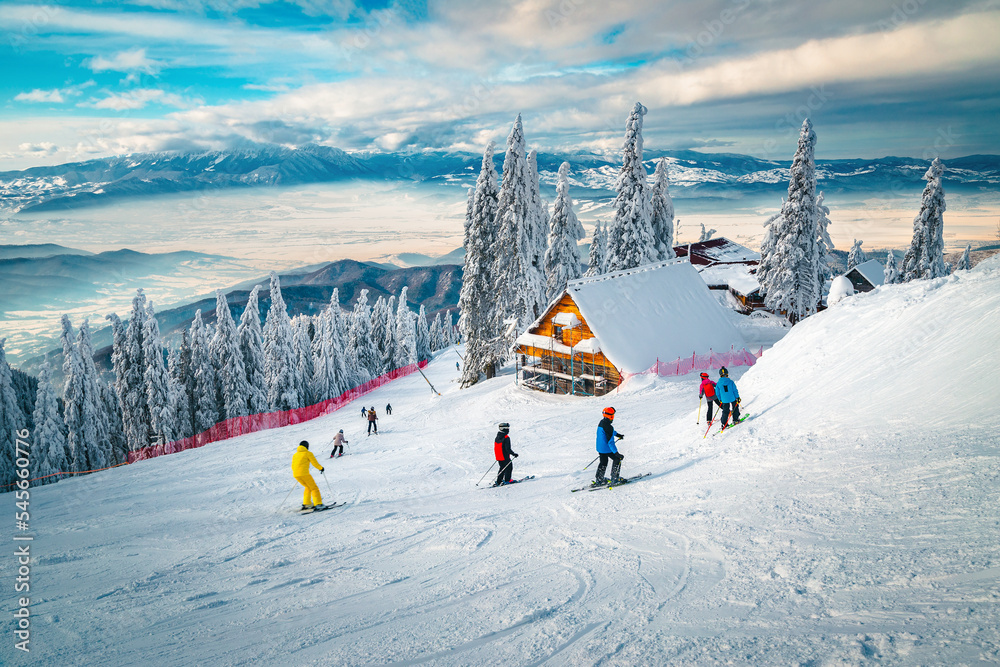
top-left (2, 0), bottom-right (999, 168)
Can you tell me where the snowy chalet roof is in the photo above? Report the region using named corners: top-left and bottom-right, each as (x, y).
top-left (846, 259), bottom-right (885, 289)
top-left (672, 237), bottom-right (760, 266)
top-left (696, 264), bottom-right (761, 297)
top-left (563, 259), bottom-right (746, 374)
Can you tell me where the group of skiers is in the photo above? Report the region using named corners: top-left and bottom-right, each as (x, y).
top-left (360, 403), bottom-right (392, 435)
top-left (698, 366), bottom-right (742, 429)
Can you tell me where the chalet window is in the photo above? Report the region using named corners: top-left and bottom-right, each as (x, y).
top-left (553, 325), bottom-right (562, 339)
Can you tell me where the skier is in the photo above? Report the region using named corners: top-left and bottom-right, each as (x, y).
top-left (361, 406), bottom-right (367, 418)
top-left (699, 372), bottom-right (722, 422)
top-left (456, 362), bottom-right (460, 371)
top-left (292, 440), bottom-right (325, 510)
top-left (595, 407), bottom-right (625, 486)
top-left (367, 406), bottom-right (378, 435)
top-left (493, 422), bottom-right (519, 486)
top-left (716, 367), bottom-right (742, 429)
top-left (385, 402), bottom-right (392, 415)
top-left (330, 429), bottom-right (348, 458)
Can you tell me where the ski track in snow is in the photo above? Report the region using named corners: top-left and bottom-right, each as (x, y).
top-left (6, 260), bottom-right (1000, 665)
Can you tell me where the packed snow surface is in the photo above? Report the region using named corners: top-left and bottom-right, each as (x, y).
top-left (8, 259), bottom-right (1000, 665)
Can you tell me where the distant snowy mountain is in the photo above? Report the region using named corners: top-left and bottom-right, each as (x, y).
top-left (2, 144), bottom-right (997, 213)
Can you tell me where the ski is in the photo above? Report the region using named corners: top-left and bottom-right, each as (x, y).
top-left (298, 501), bottom-right (346, 514)
top-left (703, 419), bottom-right (715, 438)
top-left (713, 413), bottom-right (750, 435)
top-left (572, 472), bottom-right (651, 492)
top-left (484, 475), bottom-right (535, 488)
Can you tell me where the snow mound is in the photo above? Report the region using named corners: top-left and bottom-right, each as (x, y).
top-left (743, 255), bottom-right (1000, 433)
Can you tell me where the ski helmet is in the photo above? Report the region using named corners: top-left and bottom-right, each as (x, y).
top-left (299, 440), bottom-right (310, 449)
top-left (338, 429), bottom-right (344, 433)
top-left (602, 407), bottom-right (616, 419)
top-left (498, 422), bottom-right (510, 433)
top-left (719, 367), bottom-right (729, 377)
top-left (700, 372), bottom-right (709, 379)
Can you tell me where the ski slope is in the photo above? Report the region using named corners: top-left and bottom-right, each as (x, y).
top-left (8, 259), bottom-right (1000, 666)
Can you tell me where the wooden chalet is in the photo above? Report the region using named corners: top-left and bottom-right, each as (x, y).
top-left (673, 237), bottom-right (760, 266)
top-left (844, 259), bottom-right (885, 293)
top-left (515, 259), bottom-right (746, 397)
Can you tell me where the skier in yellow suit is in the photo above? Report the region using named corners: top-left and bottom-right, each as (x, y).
top-left (291, 440), bottom-right (326, 510)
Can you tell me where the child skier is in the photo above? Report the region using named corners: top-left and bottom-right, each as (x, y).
top-left (595, 407), bottom-right (625, 486)
top-left (367, 406), bottom-right (378, 435)
top-left (715, 367), bottom-right (742, 429)
top-left (291, 440), bottom-right (325, 510)
top-left (385, 403), bottom-right (392, 415)
top-left (330, 430), bottom-right (348, 458)
top-left (494, 422), bottom-right (519, 486)
top-left (699, 372), bottom-right (722, 422)
top-left (361, 406), bottom-right (367, 418)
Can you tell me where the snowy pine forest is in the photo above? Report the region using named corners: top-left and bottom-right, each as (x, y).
top-left (0, 272), bottom-right (458, 490)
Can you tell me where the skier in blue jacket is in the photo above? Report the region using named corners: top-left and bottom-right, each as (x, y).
top-left (594, 407), bottom-right (626, 486)
top-left (715, 367), bottom-right (742, 429)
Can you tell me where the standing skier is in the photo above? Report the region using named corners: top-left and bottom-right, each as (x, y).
top-left (715, 367), bottom-right (742, 429)
top-left (385, 402), bottom-right (392, 415)
top-left (330, 429), bottom-right (348, 458)
top-left (699, 372), bottom-right (722, 422)
top-left (494, 422), bottom-right (519, 486)
top-left (361, 406), bottom-right (367, 418)
top-left (367, 406), bottom-right (378, 435)
top-left (292, 440), bottom-right (325, 510)
top-left (595, 407), bottom-right (625, 485)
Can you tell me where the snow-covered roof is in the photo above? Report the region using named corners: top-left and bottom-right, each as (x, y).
top-left (696, 264), bottom-right (761, 296)
top-left (565, 259), bottom-right (746, 374)
top-left (516, 332), bottom-right (600, 356)
top-left (848, 259), bottom-right (885, 287)
top-left (673, 237), bottom-right (760, 265)
top-left (552, 312), bottom-right (581, 327)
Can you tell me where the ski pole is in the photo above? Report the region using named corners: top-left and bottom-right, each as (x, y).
top-left (321, 469), bottom-right (334, 497)
top-left (697, 396), bottom-right (702, 424)
top-left (583, 455), bottom-right (599, 471)
top-left (476, 461), bottom-right (497, 486)
top-left (275, 484), bottom-right (296, 514)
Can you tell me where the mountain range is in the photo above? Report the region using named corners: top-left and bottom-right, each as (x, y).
top-left (2, 144), bottom-right (998, 214)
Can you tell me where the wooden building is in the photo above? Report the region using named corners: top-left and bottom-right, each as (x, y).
top-left (844, 259), bottom-right (885, 293)
top-left (515, 259), bottom-right (746, 397)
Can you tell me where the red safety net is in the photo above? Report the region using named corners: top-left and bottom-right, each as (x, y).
top-left (623, 347), bottom-right (763, 380)
top-left (128, 360), bottom-right (428, 464)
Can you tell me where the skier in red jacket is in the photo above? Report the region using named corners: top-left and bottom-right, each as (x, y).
top-left (699, 372), bottom-right (722, 423)
top-left (493, 423), bottom-right (518, 486)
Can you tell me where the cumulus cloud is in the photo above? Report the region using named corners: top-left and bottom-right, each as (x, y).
top-left (86, 88), bottom-right (198, 110)
top-left (15, 89), bottom-right (65, 103)
top-left (18, 142), bottom-right (59, 155)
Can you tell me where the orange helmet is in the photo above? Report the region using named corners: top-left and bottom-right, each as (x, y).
top-left (602, 407), bottom-right (616, 419)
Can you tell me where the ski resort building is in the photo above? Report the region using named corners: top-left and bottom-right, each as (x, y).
top-left (514, 259), bottom-right (746, 396)
top-left (673, 237), bottom-right (760, 266)
top-left (844, 259), bottom-right (885, 293)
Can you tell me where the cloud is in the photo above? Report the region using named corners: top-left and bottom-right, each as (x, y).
top-left (17, 142), bottom-right (59, 155)
top-left (86, 88), bottom-right (198, 110)
top-left (86, 48), bottom-right (163, 75)
top-left (15, 89), bottom-right (65, 103)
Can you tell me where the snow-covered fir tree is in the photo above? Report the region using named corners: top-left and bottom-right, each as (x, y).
top-left (0, 339), bottom-right (20, 488)
top-left (236, 285), bottom-right (269, 416)
top-left (263, 272), bottom-right (301, 410)
top-left (815, 192), bottom-right (835, 282)
top-left (415, 305), bottom-right (432, 362)
top-left (292, 315), bottom-right (314, 407)
top-left (847, 239), bottom-right (867, 271)
top-left (101, 380), bottom-right (127, 465)
top-left (697, 223), bottom-right (717, 242)
top-left (606, 102), bottom-right (657, 272)
top-left (349, 289), bottom-right (379, 383)
top-left (956, 243), bottom-right (972, 271)
top-left (169, 332), bottom-right (195, 438)
top-left (526, 149), bottom-right (550, 316)
top-left (493, 115), bottom-right (539, 341)
top-left (370, 296), bottom-right (394, 374)
top-left (327, 290), bottom-right (354, 391)
top-left (884, 249), bottom-right (901, 284)
top-left (649, 158), bottom-right (676, 260)
top-left (459, 141), bottom-right (502, 386)
top-left (189, 310), bottom-right (220, 434)
top-left (544, 161), bottom-right (586, 300)
top-left (310, 309), bottom-right (339, 402)
top-left (32, 362), bottom-right (67, 485)
top-left (109, 289), bottom-right (151, 452)
top-left (429, 312), bottom-right (443, 351)
top-left (901, 158), bottom-right (948, 281)
top-left (443, 309), bottom-right (455, 345)
top-left (584, 222), bottom-right (607, 277)
top-left (61, 318), bottom-right (107, 470)
top-left (211, 290), bottom-right (251, 419)
top-left (142, 301), bottom-right (174, 445)
top-left (394, 287), bottom-right (417, 368)
top-left (756, 118), bottom-right (822, 324)
top-left (77, 319), bottom-right (112, 465)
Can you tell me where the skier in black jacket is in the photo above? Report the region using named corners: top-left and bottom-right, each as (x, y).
top-left (494, 422), bottom-right (518, 486)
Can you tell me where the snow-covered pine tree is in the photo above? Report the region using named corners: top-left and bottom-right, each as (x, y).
top-left (236, 285), bottom-right (269, 415)
top-left (327, 289), bottom-right (353, 391)
top-left (526, 149), bottom-right (550, 316)
top-left (142, 301), bottom-right (174, 445)
top-left (349, 289), bottom-right (379, 383)
top-left (61, 318), bottom-right (101, 470)
top-left (394, 287), bottom-right (417, 368)
top-left (292, 315), bottom-right (314, 407)
top-left (77, 319), bottom-right (112, 467)
top-left (847, 239), bottom-right (867, 271)
top-left (415, 305), bottom-right (432, 362)
top-left (310, 309), bottom-right (336, 402)
top-left (584, 222), bottom-right (607, 277)
top-left (429, 312), bottom-right (443, 351)
top-left (884, 249), bottom-right (901, 284)
top-left (901, 158), bottom-right (948, 281)
top-left (211, 290), bottom-right (251, 420)
top-left (0, 339), bottom-right (20, 488)
top-left (110, 289), bottom-right (151, 452)
top-left (459, 141), bottom-right (502, 386)
top-left (442, 309), bottom-right (454, 345)
top-left (493, 115), bottom-right (537, 342)
top-left (815, 192), bottom-right (835, 282)
top-left (605, 102), bottom-right (657, 272)
top-left (756, 118), bottom-right (822, 324)
top-left (544, 161), bottom-right (586, 300)
top-left (956, 243), bottom-right (972, 271)
top-left (263, 272), bottom-right (301, 411)
top-left (697, 223), bottom-right (717, 242)
top-left (650, 158), bottom-right (676, 260)
top-left (370, 296), bottom-right (393, 375)
top-left (189, 310), bottom-right (220, 434)
top-left (32, 362), bottom-right (66, 485)
top-left (169, 332), bottom-right (194, 439)
top-left (101, 380), bottom-right (127, 465)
